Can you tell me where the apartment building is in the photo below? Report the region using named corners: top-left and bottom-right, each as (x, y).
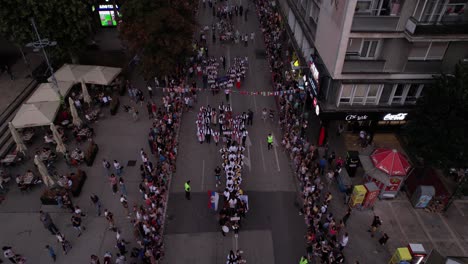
top-left (278, 0), bottom-right (468, 132)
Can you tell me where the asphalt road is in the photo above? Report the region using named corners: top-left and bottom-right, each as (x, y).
top-left (163, 3), bottom-right (306, 263)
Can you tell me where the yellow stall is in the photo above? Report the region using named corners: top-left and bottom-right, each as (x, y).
top-left (389, 247), bottom-right (412, 264)
top-left (349, 185), bottom-right (367, 207)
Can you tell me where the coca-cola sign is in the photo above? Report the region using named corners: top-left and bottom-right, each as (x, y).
top-left (345, 114), bottom-right (368, 121)
top-left (383, 113), bottom-right (408, 121)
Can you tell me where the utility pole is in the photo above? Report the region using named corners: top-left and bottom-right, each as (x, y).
top-left (27, 18), bottom-right (62, 98)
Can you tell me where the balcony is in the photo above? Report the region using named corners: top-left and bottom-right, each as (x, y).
top-left (342, 59), bottom-right (386, 73)
top-left (352, 16), bottom-right (400, 32)
top-left (405, 16), bottom-right (468, 35)
top-left (403, 60), bottom-right (442, 73)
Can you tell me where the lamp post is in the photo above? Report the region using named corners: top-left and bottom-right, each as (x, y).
top-left (26, 18), bottom-right (61, 98)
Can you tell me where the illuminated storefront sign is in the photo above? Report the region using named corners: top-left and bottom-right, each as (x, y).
top-left (383, 113), bottom-right (408, 121)
top-left (345, 114), bottom-right (369, 121)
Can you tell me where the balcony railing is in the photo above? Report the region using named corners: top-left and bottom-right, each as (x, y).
top-left (403, 60), bottom-right (442, 73)
top-left (406, 16), bottom-right (468, 35)
top-left (352, 16), bottom-right (400, 32)
top-left (342, 59), bottom-right (386, 73)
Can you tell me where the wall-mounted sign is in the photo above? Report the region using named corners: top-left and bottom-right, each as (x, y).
top-left (96, 4), bottom-right (120, 27)
top-left (383, 113), bottom-right (408, 121)
top-left (345, 114), bottom-right (368, 121)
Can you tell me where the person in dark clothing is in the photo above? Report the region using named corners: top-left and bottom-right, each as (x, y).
top-left (379, 233), bottom-right (389, 245)
top-left (342, 207), bottom-right (352, 225)
top-left (40, 210), bottom-right (59, 235)
top-left (368, 215), bottom-right (382, 237)
top-left (247, 109), bottom-right (254, 125)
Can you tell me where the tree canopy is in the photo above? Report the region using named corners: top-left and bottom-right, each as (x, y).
top-left (0, 0), bottom-right (95, 62)
top-left (119, 0), bottom-right (197, 79)
top-left (404, 63), bottom-right (468, 169)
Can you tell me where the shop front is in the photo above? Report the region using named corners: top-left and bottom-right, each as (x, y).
top-left (321, 110), bottom-right (411, 133)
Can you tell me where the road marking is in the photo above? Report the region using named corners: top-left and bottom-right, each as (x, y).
top-left (453, 201), bottom-right (465, 216)
top-left (414, 209), bottom-right (437, 248)
top-left (201, 159), bottom-right (205, 191)
top-left (244, 135), bottom-right (252, 172)
top-left (388, 202), bottom-right (410, 243)
top-left (259, 140), bottom-right (267, 173)
top-left (272, 135), bottom-right (280, 172)
top-left (437, 212), bottom-right (468, 255)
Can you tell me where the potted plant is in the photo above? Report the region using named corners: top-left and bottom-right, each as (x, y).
top-left (40, 187), bottom-right (66, 205)
top-left (70, 170), bottom-right (87, 197)
top-left (110, 96), bottom-right (120, 115)
top-left (84, 141), bottom-right (99, 166)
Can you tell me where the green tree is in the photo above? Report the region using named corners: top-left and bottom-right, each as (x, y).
top-left (0, 0), bottom-right (95, 63)
top-left (119, 0), bottom-right (197, 79)
top-left (404, 63), bottom-right (468, 169)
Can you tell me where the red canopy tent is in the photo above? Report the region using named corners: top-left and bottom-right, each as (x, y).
top-left (371, 148), bottom-right (411, 176)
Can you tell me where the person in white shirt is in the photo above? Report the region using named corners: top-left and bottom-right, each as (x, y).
top-left (340, 233), bottom-right (349, 250)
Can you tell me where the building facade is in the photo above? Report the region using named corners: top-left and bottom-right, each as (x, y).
top-left (278, 0), bottom-right (468, 132)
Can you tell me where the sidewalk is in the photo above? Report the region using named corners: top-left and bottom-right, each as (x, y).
top-left (323, 120), bottom-right (468, 263)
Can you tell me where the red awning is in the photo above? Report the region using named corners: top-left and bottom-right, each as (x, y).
top-left (370, 148), bottom-right (411, 176)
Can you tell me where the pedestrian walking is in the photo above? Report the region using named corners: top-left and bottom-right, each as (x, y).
top-left (131, 107), bottom-right (139, 121)
top-left (319, 156), bottom-right (327, 176)
top-left (147, 84), bottom-right (153, 97)
top-left (185, 180), bottom-right (191, 200)
top-left (56, 232), bottom-right (72, 255)
top-left (221, 56), bottom-right (226, 70)
top-left (241, 129), bottom-right (248, 147)
top-left (104, 209), bottom-right (116, 231)
top-left (39, 210), bottom-right (59, 235)
top-left (267, 133), bottom-right (273, 150)
top-left (90, 194), bottom-right (102, 216)
top-left (368, 215), bottom-right (382, 237)
top-left (224, 88), bottom-right (230, 102)
top-left (103, 252), bottom-right (113, 264)
top-left (115, 253), bottom-right (126, 264)
top-left (45, 245), bottom-right (56, 262)
top-left (342, 207), bottom-right (352, 226)
top-left (90, 254), bottom-right (100, 264)
top-left (250, 32), bottom-right (255, 42)
top-left (328, 151), bottom-right (336, 167)
top-left (113, 160), bottom-right (123, 176)
top-left (221, 225), bottom-right (229, 236)
top-left (119, 177), bottom-right (128, 196)
top-left (3, 64), bottom-right (14, 80)
top-left (337, 123), bottom-right (344, 136)
top-left (339, 232), bottom-right (349, 251)
top-left (71, 214), bottom-right (85, 237)
top-left (120, 195), bottom-right (131, 218)
top-left (247, 109), bottom-right (254, 125)
top-left (116, 240), bottom-right (128, 255)
top-left (109, 174), bottom-right (118, 195)
top-left (379, 233), bottom-right (389, 245)
top-left (3, 246), bottom-right (17, 263)
top-left (102, 159), bottom-right (111, 176)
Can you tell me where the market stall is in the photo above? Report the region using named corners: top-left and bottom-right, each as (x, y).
top-left (26, 82), bottom-right (74, 103)
top-left (12, 101), bottom-right (61, 128)
top-left (50, 64), bottom-right (121, 86)
top-left (359, 148), bottom-right (412, 199)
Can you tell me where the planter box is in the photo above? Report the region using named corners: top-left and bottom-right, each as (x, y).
top-left (70, 170), bottom-right (87, 197)
top-left (85, 142), bottom-right (99, 167)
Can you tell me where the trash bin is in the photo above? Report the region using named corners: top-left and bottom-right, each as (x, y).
top-left (346, 151), bottom-right (360, 177)
top-left (411, 185), bottom-right (435, 209)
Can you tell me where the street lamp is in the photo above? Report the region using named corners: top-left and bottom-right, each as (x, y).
top-left (26, 18), bottom-right (62, 98)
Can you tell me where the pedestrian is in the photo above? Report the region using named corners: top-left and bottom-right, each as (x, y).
top-left (319, 156), bottom-right (327, 176)
top-left (185, 180), bottom-right (191, 200)
top-left (103, 252), bottom-right (112, 264)
top-left (147, 84), bottom-right (153, 97)
top-left (3, 246), bottom-right (17, 263)
top-left (267, 133), bottom-right (273, 150)
top-left (104, 209), bottom-right (116, 231)
top-left (116, 240), bottom-right (127, 255)
top-left (3, 64), bottom-right (14, 80)
top-left (120, 195), bottom-right (130, 218)
top-left (115, 253), bottom-right (126, 264)
top-left (340, 232), bottom-right (349, 251)
top-left (71, 214), bottom-right (85, 237)
top-left (224, 88), bottom-right (230, 102)
top-left (109, 174), bottom-right (118, 195)
top-left (241, 129), bottom-right (248, 147)
top-left (118, 177), bottom-right (128, 196)
top-left (146, 102), bottom-right (152, 119)
top-left (328, 151), bottom-right (336, 167)
top-left (39, 210), bottom-right (59, 235)
top-left (244, 34), bottom-right (248, 47)
top-left (131, 107), bottom-right (139, 121)
top-left (90, 194), bottom-right (102, 216)
top-left (337, 123), bottom-right (344, 136)
top-left (342, 207), bottom-right (352, 226)
top-left (344, 186), bottom-right (353, 204)
top-left (56, 232), bottom-right (72, 255)
top-left (247, 109), bottom-right (254, 125)
top-left (221, 225), bottom-right (229, 236)
top-left (379, 233), bottom-right (389, 245)
top-left (250, 32), bottom-right (255, 42)
top-left (299, 255), bottom-right (308, 264)
top-left (45, 245), bottom-right (56, 262)
top-left (221, 56), bottom-right (226, 70)
top-left (102, 159), bottom-right (111, 176)
top-left (368, 215), bottom-right (382, 237)
top-left (113, 160), bottom-right (123, 176)
top-left (90, 254), bottom-right (100, 264)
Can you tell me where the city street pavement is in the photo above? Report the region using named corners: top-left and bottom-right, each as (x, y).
top-left (163, 3), bottom-right (306, 264)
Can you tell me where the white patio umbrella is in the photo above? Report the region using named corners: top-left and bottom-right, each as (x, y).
top-left (68, 97), bottom-right (82, 127)
top-left (34, 155), bottom-right (55, 187)
top-left (8, 122), bottom-right (27, 154)
top-left (81, 79), bottom-right (92, 105)
top-left (50, 123), bottom-right (67, 154)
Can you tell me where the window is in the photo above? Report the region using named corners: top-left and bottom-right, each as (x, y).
top-left (356, 0), bottom-right (404, 16)
top-left (360, 40), bottom-right (380, 59)
top-left (338, 84), bottom-right (383, 106)
top-left (389, 84), bottom-right (425, 104)
top-left (356, 0), bottom-right (374, 13)
top-left (408, 42), bottom-right (448, 60)
top-left (339, 84), bottom-right (353, 104)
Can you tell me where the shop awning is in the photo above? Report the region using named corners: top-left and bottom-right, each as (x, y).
top-left (26, 82), bottom-right (74, 103)
top-left (371, 148), bottom-right (411, 176)
top-left (360, 154), bottom-right (391, 186)
top-left (49, 64), bottom-right (121, 86)
top-left (12, 101), bottom-right (60, 128)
